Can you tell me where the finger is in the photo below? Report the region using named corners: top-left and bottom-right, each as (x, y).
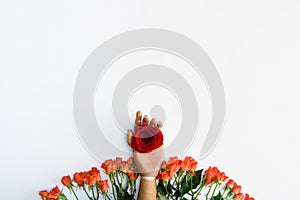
top-left (157, 121), bottom-right (163, 129)
top-left (150, 118), bottom-right (157, 127)
top-left (135, 111), bottom-right (142, 127)
top-left (142, 115), bottom-right (149, 125)
top-left (127, 129), bottom-right (133, 147)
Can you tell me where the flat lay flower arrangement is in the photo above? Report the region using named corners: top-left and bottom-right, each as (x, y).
top-left (40, 112), bottom-right (254, 200)
top-left (39, 156), bottom-right (254, 200)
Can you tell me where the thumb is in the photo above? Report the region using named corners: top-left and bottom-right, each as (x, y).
top-left (127, 129), bottom-right (134, 147)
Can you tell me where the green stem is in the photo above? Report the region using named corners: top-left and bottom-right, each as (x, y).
top-left (95, 184), bottom-right (99, 200)
top-left (91, 186), bottom-right (96, 199)
top-left (124, 174), bottom-right (129, 192)
top-left (179, 172), bottom-right (186, 200)
top-left (133, 179), bottom-right (137, 195)
top-left (109, 174), bottom-right (117, 200)
top-left (164, 181), bottom-right (175, 200)
top-left (83, 184), bottom-right (93, 200)
top-left (190, 176), bottom-right (194, 199)
top-left (211, 182), bottom-right (219, 198)
top-left (164, 181), bottom-right (170, 197)
top-left (121, 172), bottom-right (124, 188)
top-left (70, 186), bottom-right (79, 200)
top-left (206, 182), bottom-right (214, 200)
top-left (115, 171), bottom-right (124, 198)
top-left (225, 191), bottom-right (234, 199)
top-left (194, 184), bottom-right (204, 198)
top-left (221, 187), bottom-right (228, 200)
top-left (171, 173), bottom-right (176, 191)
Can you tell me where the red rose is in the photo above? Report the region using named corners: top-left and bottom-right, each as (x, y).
top-left (131, 124), bottom-right (164, 153)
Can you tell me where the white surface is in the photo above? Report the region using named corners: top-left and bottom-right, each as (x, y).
top-left (1, 0), bottom-right (300, 199)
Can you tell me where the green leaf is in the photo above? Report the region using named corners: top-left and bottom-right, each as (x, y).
top-left (211, 192), bottom-right (223, 200)
top-left (174, 190), bottom-right (181, 198)
top-left (124, 193), bottom-right (135, 200)
top-left (58, 193), bottom-right (68, 200)
top-left (166, 182), bottom-right (172, 195)
top-left (157, 180), bottom-right (167, 196)
top-left (180, 169), bottom-right (203, 196)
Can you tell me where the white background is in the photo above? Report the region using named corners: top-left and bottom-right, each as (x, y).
top-left (1, 0), bottom-right (300, 199)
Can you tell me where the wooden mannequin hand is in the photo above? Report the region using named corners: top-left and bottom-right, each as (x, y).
top-left (127, 111), bottom-right (165, 177)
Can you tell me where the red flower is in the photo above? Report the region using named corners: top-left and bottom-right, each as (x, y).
top-left (181, 156), bottom-right (197, 171)
top-left (168, 156), bottom-right (179, 164)
top-left (127, 169), bottom-right (138, 180)
top-left (127, 157), bottom-right (133, 165)
top-left (83, 175), bottom-right (97, 186)
top-left (75, 167), bottom-right (101, 186)
top-left (161, 160), bottom-right (167, 169)
top-left (161, 170), bottom-right (171, 181)
top-left (219, 172), bottom-right (228, 182)
top-left (115, 157), bottom-right (123, 166)
top-left (226, 179), bottom-right (236, 188)
top-left (206, 175), bottom-right (212, 185)
top-left (167, 162), bottom-right (179, 172)
top-left (73, 171), bottom-right (88, 186)
top-left (167, 157), bottom-right (182, 173)
top-left (131, 124), bottom-right (164, 153)
top-left (61, 175), bottom-right (71, 187)
top-left (89, 167), bottom-right (101, 182)
top-left (234, 193), bottom-right (244, 200)
top-left (99, 180), bottom-right (109, 192)
top-left (48, 186), bottom-right (61, 199)
top-left (101, 159), bottom-right (117, 173)
top-left (120, 161), bottom-right (129, 172)
top-left (39, 190), bottom-right (48, 199)
top-left (204, 166), bottom-right (228, 184)
top-left (245, 193), bottom-right (255, 200)
top-left (188, 160), bottom-right (197, 171)
top-left (156, 170), bottom-right (171, 181)
top-left (232, 185), bottom-right (242, 194)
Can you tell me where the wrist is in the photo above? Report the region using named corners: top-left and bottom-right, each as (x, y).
top-left (141, 176), bottom-right (156, 182)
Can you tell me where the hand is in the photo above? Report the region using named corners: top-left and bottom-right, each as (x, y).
top-left (127, 111), bottom-right (165, 177)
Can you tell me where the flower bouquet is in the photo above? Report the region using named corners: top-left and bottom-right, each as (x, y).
top-left (39, 157), bottom-right (138, 200)
top-left (39, 156), bottom-right (254, 200)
